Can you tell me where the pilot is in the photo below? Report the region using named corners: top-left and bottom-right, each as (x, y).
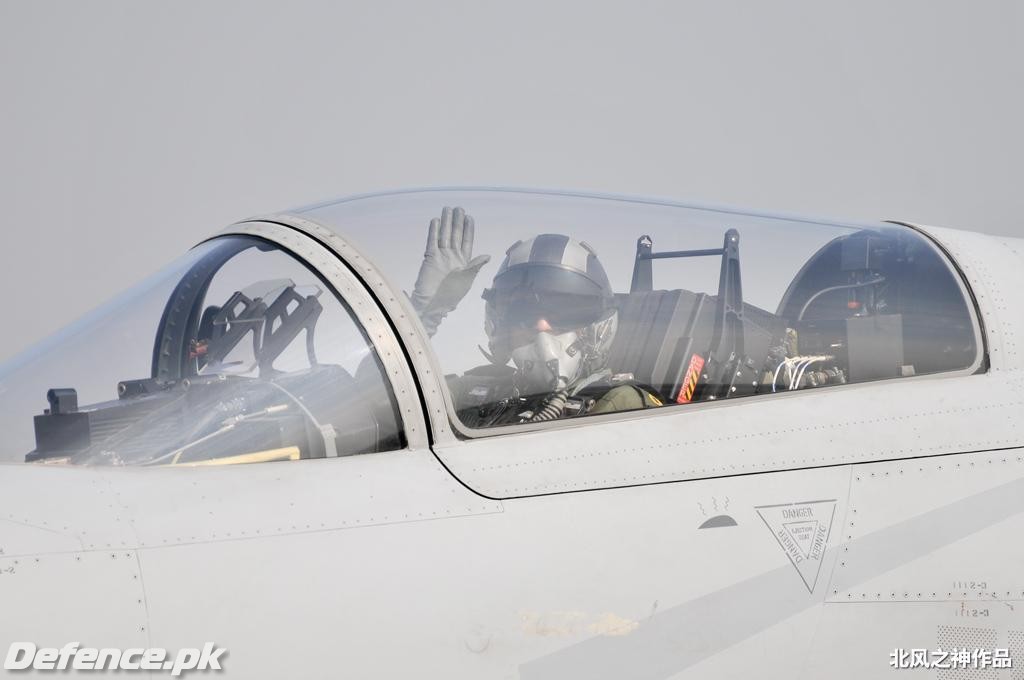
top-left (410, 206), bottom-right (662, 427)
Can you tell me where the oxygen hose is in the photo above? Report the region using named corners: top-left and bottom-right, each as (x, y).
top-left (529, 389), bottom-right (569, 422)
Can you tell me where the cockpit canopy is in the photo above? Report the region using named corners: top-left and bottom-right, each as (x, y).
top-left (303, 189), bottom-right (981, 429)
top-left (0, 189), bottom-right (982, 465)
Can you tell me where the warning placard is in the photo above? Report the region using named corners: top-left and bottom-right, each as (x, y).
top-left (755, 499), bottom-right (837, 593)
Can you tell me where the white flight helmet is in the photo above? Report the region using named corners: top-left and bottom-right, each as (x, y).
top-left (481, 234), bottom-right (618, 394)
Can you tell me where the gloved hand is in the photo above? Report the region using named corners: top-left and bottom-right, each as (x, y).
top-left (410, 206), bottom-right (491, 336)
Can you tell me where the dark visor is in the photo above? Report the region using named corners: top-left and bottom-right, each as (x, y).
top-left (485, 290), bottom-right (611, 332)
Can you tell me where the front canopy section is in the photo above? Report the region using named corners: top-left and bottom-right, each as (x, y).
top-left (300, 189), bottom-right (981, 431)
top-left (0, 235), bottom-right (404, 465)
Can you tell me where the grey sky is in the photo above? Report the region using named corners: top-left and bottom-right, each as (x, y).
top-left (0, 0), bottom-right (1021, 362)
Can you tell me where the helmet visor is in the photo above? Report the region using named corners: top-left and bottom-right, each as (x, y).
top-left (486, 289), bottom-right (612, 335)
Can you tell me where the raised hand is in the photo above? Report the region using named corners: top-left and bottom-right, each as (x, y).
top-left (410, 206), bottom-right (491, 336)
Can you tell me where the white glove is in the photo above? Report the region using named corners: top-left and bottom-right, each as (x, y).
top-left (410, 206), bottom-right (491, 336)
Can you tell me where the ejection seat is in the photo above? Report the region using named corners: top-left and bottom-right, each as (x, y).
top-left (607, 289), bottom-right (716, 403)
top-left (607, 232), bottom-right (785, 404)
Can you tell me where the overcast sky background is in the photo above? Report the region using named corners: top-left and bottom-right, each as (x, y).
top-left (0, 1), bottom-right (1021, 362)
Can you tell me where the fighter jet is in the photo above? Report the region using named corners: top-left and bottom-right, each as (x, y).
top-left (0, 187), bottom-right (1019, 678)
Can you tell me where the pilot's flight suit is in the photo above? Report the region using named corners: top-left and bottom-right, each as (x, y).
top-left (587, 382), bottom-right (664, 414)
top-left (449, 366), bottom-right (662, 428)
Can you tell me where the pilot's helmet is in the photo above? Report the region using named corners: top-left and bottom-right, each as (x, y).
top-left (482, 234), bottom-right (618, 393)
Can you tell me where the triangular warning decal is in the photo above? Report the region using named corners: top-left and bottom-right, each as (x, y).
top-left (783, 520), bottom-right (818, 559)
top-left (756, 500), bottom-right (837, 593)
